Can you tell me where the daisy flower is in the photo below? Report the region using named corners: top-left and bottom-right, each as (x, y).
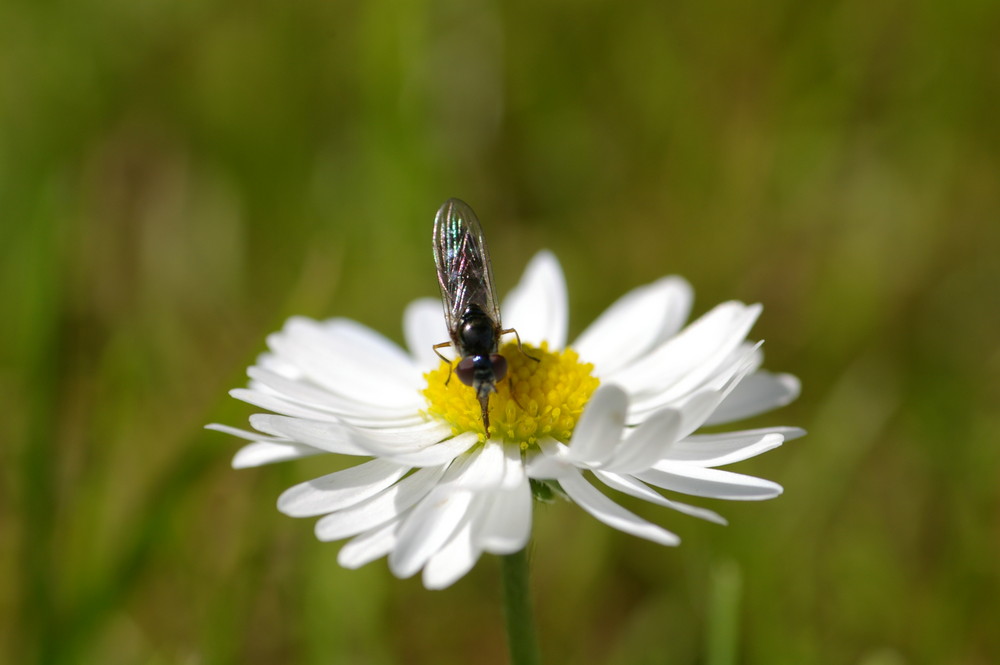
top-left (209, 251), bottom-right (802, 589)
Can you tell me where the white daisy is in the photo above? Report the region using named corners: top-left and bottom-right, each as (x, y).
top-left (209, 251), bottom-right (802, 589)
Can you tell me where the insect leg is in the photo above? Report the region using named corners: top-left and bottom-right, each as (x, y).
top-left (433, 341), bottom-right (456, 385)
top-left (505, 375), bottom-right (529, 413)
top-left (500, 328), bottom-right (540, 363)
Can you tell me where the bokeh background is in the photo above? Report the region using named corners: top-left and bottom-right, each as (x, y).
top-left (3, 0), bottom-right (998, 663)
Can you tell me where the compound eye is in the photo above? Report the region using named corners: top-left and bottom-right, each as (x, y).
top-left (456, 358), bottom-right (476, 386)
top-left (490, 354), bottom-right (508, 381)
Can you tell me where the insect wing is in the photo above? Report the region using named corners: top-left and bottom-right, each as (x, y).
top-left (432, 199), bottom-right (502, 341)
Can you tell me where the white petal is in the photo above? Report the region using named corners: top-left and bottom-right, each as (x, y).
top-left (629, 344), bottom-right (760, 434)
top-left (500, 442), bottom-right (527, 489)
top-left (661, 432), bottom-right (786, 467)
top-left (477, 479), bottom-right (532, 553)
top-left (607, 406), bottom-right (682, 473)
top-left (625, 343), bottom-right (757, 424)
top-left (255, 350), bottom-right (301, 380)
top-left (560, 470), bottom-right (680, 546)
top-left (268, 317), bottom-right (425, 409)
top-left (628, 388), bottom-right (727, 442)
top-left (674, 390), bottom-right (732, 440)
top-left (447, 441), bottom-right (507, 489)
top-left (277, 459), bottom-right (409, 517)
top-left (206, 423), bottom-right (289, 443)
top-left (405, 297), bottom-right (451, 369)
top-left (594, 471), bottom-right (727, 524)
top-left (685, 426), bottom-right (806, 442)
top-left (573, 276), bottom-right (693, 376)
top-left (567, 385), bottom-right (628, 466)
top-left (639, 464), bottom-right (783, 500)
top-left (501, 251), bottom-right (568, 348)
top-left (369, 432), bottom-right (479, 467)
top-left (337, 521), bottom-right (399, 569)
top-left (247, 414), bottom-right (390, 456)
top-left (389, 486), bottom-right (475, 578)
top-left (231, 441), bottom-right (324, 468)
top-left (230, 388), bottom-right (342, 421)
top-left (422, 512), bottom-right (480, 590)
top-left (247, 367), bottom-right (423, 424)
top-left (524, 438), bottom-right (573, 479)
top-left (670, 350), bottom-right (764, 438)
top-left (357, 420), bottom-right (456, 446)
top-left (607, 302), bottom-right (761, 402)
top-left (694, 341), bottom-right (763, 393)
top-left (248, 414), bottom-right (457, 461)
top-left (320, 317), bottom-right (427, 385)
top-left (314, 466), bottom-right (447, 541)
top-left (705, 371), bottom-right (801, 425)
top-left (422, 479), bottom-right (533, 588)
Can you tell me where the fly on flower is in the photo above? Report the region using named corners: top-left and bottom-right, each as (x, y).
top-left (432, 198), bottom-right (534, 431)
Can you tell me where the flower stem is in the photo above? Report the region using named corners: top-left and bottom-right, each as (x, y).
top-left (500, 548), bottom-right (541, 665)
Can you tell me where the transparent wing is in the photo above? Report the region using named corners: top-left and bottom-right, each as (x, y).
top-left (432, 198), bottom-right (502, 341)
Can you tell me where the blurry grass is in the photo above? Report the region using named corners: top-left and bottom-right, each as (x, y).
top-left (2, 0), bottom-right (999, 663)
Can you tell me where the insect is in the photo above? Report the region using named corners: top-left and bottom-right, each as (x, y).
top-left (432, 198), bottom-right (535, 431)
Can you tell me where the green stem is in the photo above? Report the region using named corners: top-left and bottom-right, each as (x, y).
top-left (500, 548), bottom-right (541, 665)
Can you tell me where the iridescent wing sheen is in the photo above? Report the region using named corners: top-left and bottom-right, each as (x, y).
top-left (432, 198), bottom-right (502, 345)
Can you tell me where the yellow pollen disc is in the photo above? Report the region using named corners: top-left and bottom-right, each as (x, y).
top-left (421, 341), bottom-right (600, 449)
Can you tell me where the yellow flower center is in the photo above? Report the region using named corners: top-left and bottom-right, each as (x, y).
top-left (422, 342), bottom-right (600, 449)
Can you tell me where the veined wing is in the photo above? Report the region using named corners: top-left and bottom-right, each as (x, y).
top-left (432, 198), bottom-right (502, 339)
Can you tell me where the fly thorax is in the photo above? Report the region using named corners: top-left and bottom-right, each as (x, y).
top-left (458, 318), bottom-right (497, 355)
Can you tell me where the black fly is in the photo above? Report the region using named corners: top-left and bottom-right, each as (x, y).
top-left (432, 198), bottom-right (535, 431)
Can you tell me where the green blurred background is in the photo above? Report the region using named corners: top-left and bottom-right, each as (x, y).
top-left (3, 0), bottom-right (998, 663)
